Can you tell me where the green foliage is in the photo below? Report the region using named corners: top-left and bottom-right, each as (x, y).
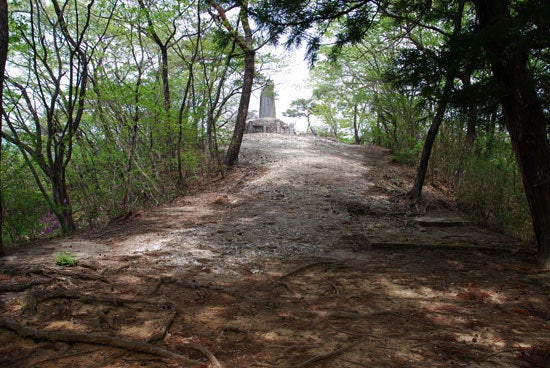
top-left (456, 141), bottom-right (531, 240)
top-left (280, 3), bottom-right (536, 241)
top-left (1, 147), bottom-right (50, 243)
top-left (370, 91), bottom-right (427, 164)
top-left (4, 0), bottom-right (545, 251)
top-left (55, 251), bottom-right (77, 267)
top-left (2, 0), bottom-right (259, 242)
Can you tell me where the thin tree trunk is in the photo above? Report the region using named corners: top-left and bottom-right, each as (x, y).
top-left (213, 1), bottom-right (255, 167)
top-left (454, 107), bottom-right (477, 187)
top-left (408, 0), bottom-right (465, 200)
top-left (409, 70), bottom-right (456, 199)
top-left (137, 0), bottom-right (174, 157)
top-left (463, 107), bottom-right (477, 154)
top-left (460, 71), bottom-right (477, 155)
top-left (137, 0), bottom-right (172, 113)
top-left (160, 48), bottom-right (170, 113)
top-left (353, 105), bottom-right (361, 144)
top-left (473, 0), bottom-right (550, 268)
top-left (306, 116), bottom-right (317, 136)
top-left (123, 67), bottom-right (142, 210)
top-left (0, 0), bottom-right (8, 249)
top-left (176, 4), bottom-right (202, 188)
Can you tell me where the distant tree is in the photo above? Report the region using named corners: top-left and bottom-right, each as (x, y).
top-left (284, 98), bottom-right (317, 135)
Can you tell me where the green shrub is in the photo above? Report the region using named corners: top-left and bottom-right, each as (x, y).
top-left (457, 153), bottom-right (532, 239)
top-left (1, 148), bottom-right (52, 243)
top-left (55, 251), bottom-right (77, 267)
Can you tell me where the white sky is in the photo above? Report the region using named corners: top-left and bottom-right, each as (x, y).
top-left (252, 46), bottom-right (312, 132)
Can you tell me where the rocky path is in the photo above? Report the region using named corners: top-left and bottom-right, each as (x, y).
top-left (1, 134), bottom-right (549, 367)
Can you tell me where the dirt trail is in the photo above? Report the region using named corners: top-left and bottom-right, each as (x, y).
top-left (1, 134), bottom-right (549, 368)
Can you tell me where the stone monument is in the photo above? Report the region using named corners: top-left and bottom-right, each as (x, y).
top-left (259, 80), bottom-right (276, 119)
top-left (245, 81), bottom-right (295, 134)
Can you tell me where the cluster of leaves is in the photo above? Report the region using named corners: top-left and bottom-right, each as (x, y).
top-left (277, 1), bottom-right (548, 241)
top-left (1, 0), bottom-right (266, 243)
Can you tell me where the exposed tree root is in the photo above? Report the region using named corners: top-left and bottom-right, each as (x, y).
top-left (309, 309), bottom-right (402, 320)
top-left (26, 348), bottom-right (98, 367)
top-left (275, 282), bottom-right (294, 293)
top-left (318, 310), bottom-right (365, 319)
top-left (336, 357), bottom-right (370, 367)
top-left (148, 277), bottom-right (164, 295)
top-left (3, 265), bottom-right (110, 284)
top-left (146, 276), bottom-right (273, 310)
top-left (275, 341), bottom-right (360, 368)
top-left (281, 260), bottom-right (338, 278)
top-left (13, 266), bottom-right (111, 284)
top-left (91, 350), bottom-right (128, 368)
top-left (481, 348), bottom-right (515, 362)
top-left (327, 323), bottom-right (369, 337)
top-left (0, 280), bottom-right (49, 292)
top-left (275, 344), bottom-right (317, 354)
top-left (20, 288), bottom-right (178, 345)
top-left (48, 267), bottom-right (111, 283)
top-left (97, 310), bottom-right (116, 330)
top-left (23, 288), bottom-right (174, 311)
top-left (0, 316), bottom-right (223, 367)
top-left (147, 275), bottom-right (227, 296)
top-left (147, 308), bottom-right (177, 343)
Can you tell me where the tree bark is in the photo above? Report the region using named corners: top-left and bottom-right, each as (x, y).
top-left (137, 0), bottom-right (175, 158)
top-left (473, 0), bottom-right (550, 268)
top-left (408, 0), bottom-right (465, 200)
top-left (353, 105), bottom-right (361, 144)
top-left (215, 1), bottom-right (255, 167)
top-left (51, 171), bottom-right (76, 233)
top-left (225, 48), bottom-right (255, 166)
top-left (0, 0), bottom-right (8, 249)
top-left (408, 71), bottom-right (455, 199)
top-left (177, 4), bottom-right (202, 188)
top-left (123, 31), bottom-right (144, 210)
top-left (137, 0), bottom-right (172, 114)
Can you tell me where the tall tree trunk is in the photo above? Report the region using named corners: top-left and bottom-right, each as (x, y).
top-left (226, 48), bottom-right (255, 166)
top-left (137, 0), bottom-right (174, 158)
top-left (454, 72), bottom-right (477, 186)
top-left (213, 1), bottom-right (255, 167)
top-left (0, 0), bottom-right (8, 249)
top-left (473, 0), bottom-right (550, 268)
top-left (461, 72), bottom-right (477, 155)
top-left (353, 105), bottom-right (361, 144)
top-left (160, 48), bottom-right (170, 113)
top-left (408, 0), bottom-right (465, 200)
top-left (51, 171), bottom-right (76, 233)
top-left (408, 71), bottom-right (455, 199)
top-left (177, 4), bottom-right (202, 188)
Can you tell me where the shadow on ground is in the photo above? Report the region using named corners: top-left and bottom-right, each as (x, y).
top-left (1, 134), bottom-right (548, 367)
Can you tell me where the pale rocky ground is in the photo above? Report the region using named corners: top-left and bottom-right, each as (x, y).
top-left (1, 133), bottom-right (548, 368)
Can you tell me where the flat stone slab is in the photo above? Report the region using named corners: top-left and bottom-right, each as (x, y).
top-left (414, 216), bottom-right (470, 227)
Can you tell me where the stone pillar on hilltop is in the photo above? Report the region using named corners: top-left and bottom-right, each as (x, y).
top-left (259, 80), bottom-right (276, 119)
top-left (246, 80), bottom-right (295, 135)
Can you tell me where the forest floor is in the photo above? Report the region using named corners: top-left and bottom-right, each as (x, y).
top-left (1, 133), bottom-right (549, 368)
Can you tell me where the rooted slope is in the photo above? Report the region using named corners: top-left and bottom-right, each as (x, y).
top-left (1, 134), bottom-right (549, 367)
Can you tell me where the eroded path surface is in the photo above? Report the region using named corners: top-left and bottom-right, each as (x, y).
top-left (1, 134), bottom-right (549, 368)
